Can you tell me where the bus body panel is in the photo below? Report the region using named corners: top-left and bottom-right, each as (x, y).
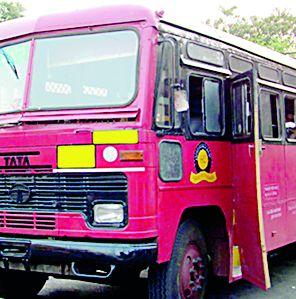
top-left (156, 138), bottom-right (233, 264)
top-left (285, 145), bottom-right (296, 244)
top-left (260, 144), bottom-right (287, 251)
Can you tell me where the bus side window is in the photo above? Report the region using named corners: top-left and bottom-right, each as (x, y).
top-left (284, 96), bottom-right (296, 140)
top-left (232, 80), bottom-right (251, 137)
top-left (204, 79), bottom-right (222, 133)
top-left (189, 76), bottom-right (204, 133)
top-left (260, 90), bottom-right (281, 140)
top-left (188, 75), bottom-right (222, 135)
top-left (155, 42), bottom-right (174, 129)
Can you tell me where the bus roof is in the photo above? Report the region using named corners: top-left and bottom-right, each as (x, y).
top-left (160, 19), bottom-right (296, 70)
top-left (0, 5), bottom-right (157, 43)
top-left (0, 5), bottom-right (295, 71)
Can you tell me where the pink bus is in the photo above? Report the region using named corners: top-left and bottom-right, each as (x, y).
top-left (0, 5), bottom-right (295, 299)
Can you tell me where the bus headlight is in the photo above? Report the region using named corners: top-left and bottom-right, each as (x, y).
top-left (93, 203), bottom-right (124, 224)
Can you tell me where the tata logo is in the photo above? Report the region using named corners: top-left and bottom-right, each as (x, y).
top-left (9, 184), bottom-right (31, 204)
top-left (4, 156), bottom-right (30, 168)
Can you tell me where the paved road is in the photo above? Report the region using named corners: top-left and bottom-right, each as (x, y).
top-left (39, 245), bottom-right (296, 299)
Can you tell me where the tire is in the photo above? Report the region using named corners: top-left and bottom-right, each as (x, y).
top-left (0, 271), bottom-right (48, 299)
top-left (148, 220), bottom-right (208, 299)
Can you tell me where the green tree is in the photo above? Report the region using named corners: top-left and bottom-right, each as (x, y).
top-left (0, 1), bottom-right (24, 22)
top-left (206, 7), bottom-right (296, 57)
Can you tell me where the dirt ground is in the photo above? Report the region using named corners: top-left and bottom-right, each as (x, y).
top-left (39, 245), bottom-right (296, 299)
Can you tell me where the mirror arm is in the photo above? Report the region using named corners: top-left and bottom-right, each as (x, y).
top-left (171, 80), bottom-right (185, 90)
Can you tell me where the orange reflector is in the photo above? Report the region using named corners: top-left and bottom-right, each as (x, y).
top-left (120, 150), bottom-right (143, 161)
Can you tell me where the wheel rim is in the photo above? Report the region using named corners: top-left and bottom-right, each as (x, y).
top-left (179, 242), bottom-right (206, 299)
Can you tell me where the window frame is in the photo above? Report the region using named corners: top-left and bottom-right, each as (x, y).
top-left (231, 77), bottom-right (253, 139)
top-left (186, 71), bottom-right (225, 137)
top-left (186, 41), bottom-right (226, 68)
top-left (153, 36), bottom-right (181, 131)
top-left (0, 40), bottom-right (32, 115)
top-left (283, 72), bottom-right (296, 88)
top-left (259, 88), bottom-right (282, 142)
top-left (258, 64), bottom-right (281, 84)
top-left (27, 27), bottom-right (141, 111)
top-left (229, 54), bottom-right (253, 74)
top-left (284, 93), bottom-right (296, 143)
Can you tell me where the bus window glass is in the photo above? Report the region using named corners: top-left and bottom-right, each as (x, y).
top-left (229, 56), bottom-right (252, 73)
top-left (188, 75), bottom-right (222, 135)
top-left (29, 30), bottom-right (138, 109)
top-left (258, 64), bottom-right (280, 83)
top-left (204, 80), bottom-right (221, 133)
top-left (159, 141), bottom-right (183, 181)
top-left (260, 91), bottom-right (280, 139)
top-left (189, 76), bottom-right (204, 133)
top-left (283, 72), bottom-right (296, 88)
top-left (0, 41), bottom-right (30, 113)
top-left (232, 84), bottom-right (243, 135)
top-left (187, 42), bottom-right (225, 67)
top-left (285, 96), bottom-right (296, 140)
top-left (155, 42), bottom-right (173, 128)
top-left (232, 81), bottom-right (251, 136)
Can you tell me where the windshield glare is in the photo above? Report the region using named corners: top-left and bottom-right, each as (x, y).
top-left (29, 30), bottom-right (139, 110)
top-left (0, 41), bottom-right (30, 114)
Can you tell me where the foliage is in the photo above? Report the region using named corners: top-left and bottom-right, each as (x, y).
top-left (0, 1), bottom-right (24, 22)
top-left (206, 6), bottom-right (296, 57)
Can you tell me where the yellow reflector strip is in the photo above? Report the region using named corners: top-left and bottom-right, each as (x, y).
top-left (57, 145), bottom-right (95, 168)
top-left (93, 130), bottom-right (138, 145)
top-left (233, 246), bottom-right (241, 267)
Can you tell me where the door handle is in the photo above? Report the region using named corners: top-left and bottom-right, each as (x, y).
top-left (248, 144), bottom-right (255, 157)
top-left (248, 143), bottom-right (266, 157)
top-left (258, 139), bottom-right (266, 156)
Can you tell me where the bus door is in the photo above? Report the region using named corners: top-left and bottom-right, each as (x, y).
top-left (230, 70), bottom-right (271, 290)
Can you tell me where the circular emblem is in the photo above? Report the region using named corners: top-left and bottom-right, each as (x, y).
top-left (9, 184), bottom-right (31, 204)
top-left (194, 142), bottom-right (212, 173)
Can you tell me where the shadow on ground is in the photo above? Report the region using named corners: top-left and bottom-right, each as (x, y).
top-left (36, 244), bottom-right (296, 299)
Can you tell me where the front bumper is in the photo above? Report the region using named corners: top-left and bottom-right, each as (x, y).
top-left (0, 237), bottom-right (157, 282)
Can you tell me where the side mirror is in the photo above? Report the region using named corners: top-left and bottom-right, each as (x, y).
top-left (173, 82), bottom-right (189, 112)
top-left (174, 90), bottom-right (189, 112)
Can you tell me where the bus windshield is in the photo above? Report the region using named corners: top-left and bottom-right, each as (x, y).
top-left (0, 41), bottom-right (30, 114)
top-left (29, 30), bottom-right (139, 110)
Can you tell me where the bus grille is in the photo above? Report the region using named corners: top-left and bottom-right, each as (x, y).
top-left (0, 173), bottom-right (128, 215)
top-left (0, 211), bottom-right (56, 230)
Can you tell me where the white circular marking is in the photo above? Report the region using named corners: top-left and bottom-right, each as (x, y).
top-left (103, 146), bottom-right (118, 162)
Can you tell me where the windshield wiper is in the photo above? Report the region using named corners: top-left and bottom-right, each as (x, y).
top-left (0, 121), bottom-right (21, 128)
top-left (0, 48), bottom-right (19, 79)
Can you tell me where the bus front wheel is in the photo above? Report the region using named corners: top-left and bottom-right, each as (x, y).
top-left (148, 220), bottom-right (208, 299)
